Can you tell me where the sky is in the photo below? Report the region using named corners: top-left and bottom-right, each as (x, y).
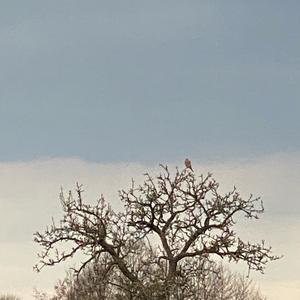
top-left (0, 1), bottom-right (299, 299)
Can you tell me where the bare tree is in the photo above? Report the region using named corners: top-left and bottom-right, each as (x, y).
top-left (38, 249), bottom-right (267, 300)
top-left (52, 254), bottom-right (115, 300)
top-left (34, 165), bottom-right (279, 299)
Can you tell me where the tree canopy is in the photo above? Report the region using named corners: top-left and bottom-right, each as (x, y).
top-left (34, 165), bottom-right (279, 299)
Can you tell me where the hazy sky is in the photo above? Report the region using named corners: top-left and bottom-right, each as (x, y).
top-left (0, 1), bottom-right (299, 299)
top-left (0, 0), bottom-right (299, 162)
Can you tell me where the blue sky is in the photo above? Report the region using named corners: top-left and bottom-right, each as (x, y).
top-left (0, 1), bottom-right (300, 299)
top-left (0, 0), bottom-right (299, 162)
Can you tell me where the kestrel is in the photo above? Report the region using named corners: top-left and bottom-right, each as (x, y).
top-left (184, 158), bottom-right (194, 172)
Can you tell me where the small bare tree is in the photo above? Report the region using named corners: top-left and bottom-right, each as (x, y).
top-left (0, 295), bottom-right (21, 300)
top-left (34, 165), bottom-right (279, 300)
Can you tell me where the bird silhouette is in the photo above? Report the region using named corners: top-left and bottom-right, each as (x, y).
top-left (184, 158), bottom-right (194, 172)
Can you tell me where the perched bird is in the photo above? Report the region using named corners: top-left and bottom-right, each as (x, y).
top-left (184, 158), bottom-right (194, 172)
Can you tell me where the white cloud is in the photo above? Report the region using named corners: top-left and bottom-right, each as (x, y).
top-left (0, 153), bottom-right (299, 299)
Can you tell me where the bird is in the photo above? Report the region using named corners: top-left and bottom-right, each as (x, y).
top-left (184, 158), bottom-right (194, 172)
